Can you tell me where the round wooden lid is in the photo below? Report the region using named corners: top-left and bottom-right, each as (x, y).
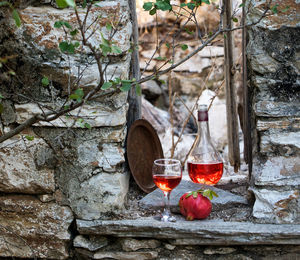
top-left (127, 119), bottom-right (164, 193)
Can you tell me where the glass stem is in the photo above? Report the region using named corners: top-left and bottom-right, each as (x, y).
top-left (163, 191), bottom-right (171, 216)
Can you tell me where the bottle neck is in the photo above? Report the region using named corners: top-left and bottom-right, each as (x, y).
top-left (197, 120), bottom-right (211, 144)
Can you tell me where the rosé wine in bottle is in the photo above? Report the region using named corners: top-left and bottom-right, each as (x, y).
top-left (187, 162), bottom-right (223, 185)
top-left (187, 104), bottom-right (223, 185)
top-left (153, 175), bottom-right (182, 192)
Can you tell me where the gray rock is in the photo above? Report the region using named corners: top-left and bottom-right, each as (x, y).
top-left (204, 247), bottom-right (237, 255)
top-left (255, 101), bottom-right (300, 118)
top-left (76, 248), bottom-right (158, 260)
top-left (1, 100), bottom-right (16, 125)
top-left (0, 134), bottom-right (55, 194)
top-left (38, 194), bottom-right (55, 203)
top-left (139, 180), bottom-right (248, 213)
top-left (76, 217), bottom-right (300, 245)
top-left (253, 157), bottom-right (300, 186)
top-left (164, 243), bottom-right (176, 250)
top-left (0, 195), bottom-right (73, 259)
top-left (74, 235), bottom-right (108, 251)
top-left (142, 80), bottom-right (162, 100)
top-left (15, 102), bottom-right (129, 128)
top-left (251, 187), bottom-right (300, 224)
top-left (120, 238), bottom-right (161, 252)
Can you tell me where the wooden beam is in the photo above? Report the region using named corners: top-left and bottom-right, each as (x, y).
top-left (223, 0), bottom-right (240, 172)
top-left (127, 0), bottom-right (142, 129)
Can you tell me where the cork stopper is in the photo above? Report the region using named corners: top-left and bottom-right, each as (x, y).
top-left (197, 104), bottom-right (208, 121)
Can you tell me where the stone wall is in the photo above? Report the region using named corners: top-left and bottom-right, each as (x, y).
top-left (0, 0), bottom-right (132, 258)
top-left (247, 0), bottom-right (300, 224)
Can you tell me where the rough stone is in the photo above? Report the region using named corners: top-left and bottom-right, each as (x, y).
top-left (257, 118), bottom-right (300, 132)
top-left (38, 194), bottom-right (55, 203)
top-left (203, 247), bottom-right (237, 255)
top-left (62, 171), bottom-right (129, 220)
top-left (1, 99), bottom-right (16, 125)
top-left (0, 195), bottom-right (73, 259)
top-left (260, 131), bottom-right (300, 155)
top-left (120, 238), bottom-right (161, 252)
top-left (73, 235), bottom-right (108, 252)
top-left (253, 157), bottom-right (300, 186)
top-left (251, 188), bottom-right (300, 224)
top-left (77, 217), bottom-right (300, 245)
top-left (255, 101), bottom-right (300, 118)
top-left (0, 133), bottom-right (55, 194)
top-left (142, 80), bottom-right (162, 100)
top-left (164, 243), bottom-right (176, 250)
top-left (76, 248), bottom-right (158, 260)
top-left (139, 180), bottom-right (248, 214)
top-left (15, 102), bottom-right (129, 128)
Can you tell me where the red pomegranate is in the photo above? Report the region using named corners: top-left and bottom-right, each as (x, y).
top-left (179, 189), bottom-right (218, 221)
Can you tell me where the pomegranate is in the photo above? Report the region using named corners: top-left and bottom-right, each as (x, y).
top-left (179, 189), bottom-right (218, 220)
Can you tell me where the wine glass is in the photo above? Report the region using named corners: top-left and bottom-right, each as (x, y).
top-left (152, 159), bottom-right (182, 222)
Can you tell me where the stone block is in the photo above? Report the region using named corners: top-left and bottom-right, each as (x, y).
top-left (15, 102), bottom-right (128, 127)
top-left (0, 133), bottom-right (55, 194)
top-left (64, 171), bottom-right (129, 220)
top-left (76, 248), bottom-right (158, 260)
top-left (120, 238), bottom-right (161, 252)
top-left (139, 180), bottom-right (248, 214)
top-left (260, 130), bottom-right (300, 155)
top-left (255, 101), bottom-right (300, 118)
top-left (253, 156), bottom-right (300, 186)
top-left (251, 188), bottom-right (300, 224)
top-left (0, 195), bottom-right (73, 259)
top-left (74, 235), bottom-right (108, 252)
top-left (257, 118), bottom-right (300, 132)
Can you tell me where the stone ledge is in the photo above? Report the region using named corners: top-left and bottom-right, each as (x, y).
top-left (76, 217), bottom-right (300, 245)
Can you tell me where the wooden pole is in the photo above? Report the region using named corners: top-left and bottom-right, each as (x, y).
top-left (242, 0), bottom-right (252, 174)
top-left (127, 0), bottom-right (142, 128)
top-left (223, 0), bottom-right (240, 172)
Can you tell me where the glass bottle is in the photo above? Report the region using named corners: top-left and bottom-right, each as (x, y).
top-left (187, 104), bottom-right (223, 185)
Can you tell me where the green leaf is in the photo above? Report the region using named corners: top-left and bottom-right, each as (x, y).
top-left (184, 27), bottom-right (194, 35)
top-left (239, 3), bottom-right (245, 8)
top-left (180, 44), bottom-right (188, 50)
top-left (64, 0), bottom-right (76, 8)
top-left (101, 82), bottom-right (113, 90)
top-left (202, 0), bottom-right (210, 4)
top-left (70, 29), bottom-right (78, 36)
top-left (192, 191), bottom-right (198, 199)
top-left (111, 45), bottom-right (122, 54)
top-left (135, 83), bottom-right (142, 96)
top-left (84, 122), bottom-right (91, 129)
top-left (165, 43), bottom-right (170, 48)
top-left (56, 0), bottom-right (68, 8)
top-left (155, 1), bottom-right (172, 11)
top-left (224, 33), bottom-right (227, 39)
top-left (232, 17), bottom-right (238, 23)
top-left (187, 3), bottom-right (195, 10)
top-left (12, 9), bottom-right (21, 27)
top-left (120, 81), bottom-right (132, 91)
top-left (100, 44), bottom-right (111, 56)
top-left (149, 8), bottom-right (156, 15)
top-left (155, 56), bottom-right (166, 61)
top-left (271, 4), bottom-right (279, 14)
top-left (54, 21), bottom-right (63, 28)
top-left (59, 41), bottom-right (69, 52)
top-left (74, 41), bottom-right (80, 48)
top-left (82, 0), bottom-right (87, 8)
top-left (74, 88), bottom-right (84, 101)
top-left (114, 77), bottom-right (121, 84)
top-left (41, 76), bottom-right (49, 86)
top-left (143, 2), bottom-right (153, 11)
top-left (185, 192), bottom-right (192, 199)
top-left (106, 22), bottom-right (112, 31)
top-left (69, 93), bottom-right (79, 100)
top-left (282, 6), bottom-right (290, 12)
top-left (0, 94), bottom-right (3, 99)
top-left (25, 135), bottom-right (34, 141)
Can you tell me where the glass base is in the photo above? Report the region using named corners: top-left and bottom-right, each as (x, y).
top-left (160, 214), bottom-right (176, 222)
